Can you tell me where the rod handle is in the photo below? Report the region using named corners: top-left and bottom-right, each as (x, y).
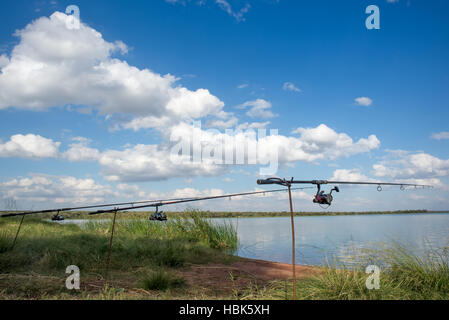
top-left (257, 179), bottom-right (277, 185)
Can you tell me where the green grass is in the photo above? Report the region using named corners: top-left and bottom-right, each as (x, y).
top-left (139, 269), bottom-right (187, 291)
top-left (238, 242), bottom-right (449, 300)
top-left (0, 230), bottom-right (11, 253)
top-left (0, 213), bottom-right (238, 275)
top-left (0, 213), bottom-right (239, 299)
top-left (304, 246), bottom-right (448, 299)
top-left (87, 212), bottom-right (238, 251)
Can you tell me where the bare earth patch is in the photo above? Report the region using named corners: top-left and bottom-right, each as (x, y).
top-left (177, 258), bottom-right (319, 297)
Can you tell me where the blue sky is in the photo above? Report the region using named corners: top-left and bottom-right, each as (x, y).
top-left (0, 0), bottom-right (448, 211)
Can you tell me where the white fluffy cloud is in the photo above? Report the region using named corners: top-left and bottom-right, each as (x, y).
top-left (289, 124), bottom-right (380, 161)
top-left (62, 137), bottom-right (100, 162)
top-left (354, 97), bottom-right (373, 106)
top-left (236, 121), bottom-right (270, 130)
top-left (0, 122), bottom-right (380, 182)
top-left (0, 134), bottom-right (60, 158)
top-left (173, 122), bottom-right (379, 174)
top-left (0, 175), bottom-right (115, 206)
top-left (53, 122), bottom-right (380, 182)
top-left (0, 12), bottom-right (224, 129)
top-left (153, 187), bottom-right (224, 199)
top-left (205, 116), bottom-right (239, 129)
top-left (236, 99), bottom-right (277, 119)
top-left (0, 173), bottom-right (220, 209)
top-left (330, 169), bottom-right (376, 182)
top-left (372, 151), bottom-right (449, 187)
top-left (92, 123), bottom-right (379, 181)
top-left (116, 183), bottom-right (147, 198)
top-left (98, 144), bottom-right (226, 182)
top-left (62, 144), bottom-right (100, 162)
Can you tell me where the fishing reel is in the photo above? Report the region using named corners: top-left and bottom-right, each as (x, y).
top-left (313, 185), bottom-right (339, 209)
top-left (149, 206), bottom-right (167, 221)
top-left (51, 210), bottom-right (65, 221)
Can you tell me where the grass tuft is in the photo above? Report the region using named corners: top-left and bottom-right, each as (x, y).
top-left (0, 230), bottom-right (11, 253)
top-left (139, 269), bottom-right (186, 291)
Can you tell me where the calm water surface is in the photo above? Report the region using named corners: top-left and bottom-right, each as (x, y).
top-left (59, 213), bottom-right (449, 266)
top-left (222, 213), bottom-right (449, 266)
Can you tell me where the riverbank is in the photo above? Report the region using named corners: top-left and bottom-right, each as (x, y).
top-left (0, 254), bottom-right (320, 300)
top-left (0, 216), bottom-right (447, 300)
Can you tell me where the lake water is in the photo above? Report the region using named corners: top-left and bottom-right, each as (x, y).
top-left (58, 213), bottom-right (449, 267)
top-left (224, 213), bottom-right (449, 266)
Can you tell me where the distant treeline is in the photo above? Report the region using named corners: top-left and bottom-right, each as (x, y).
top-left (161, 209), bottom-right (445, 218)
top-left (1, 209), bottom-right (448, 220)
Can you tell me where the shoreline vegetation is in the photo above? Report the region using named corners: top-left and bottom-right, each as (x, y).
top-left (0, 213), bottom-right (448, 300)
top-left (1, 209), bottom-right (448, 220)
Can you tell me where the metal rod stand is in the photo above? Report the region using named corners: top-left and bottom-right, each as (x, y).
top-left (11, 214), bottom-right (25, 251)
top-left (105, 209), bottom-right (118, 285)
top-left (288, 184), bottom-right (297, 300)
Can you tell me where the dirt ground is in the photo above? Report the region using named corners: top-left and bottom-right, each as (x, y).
top-left (176, 258), bottom-right (319, 298)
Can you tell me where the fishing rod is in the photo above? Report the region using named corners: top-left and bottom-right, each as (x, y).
top-left (0, 196), bottom-right (209, 218)
top-left (0, 187), bottom-right (314, 218)
top-left (257, 177), bottom-right (433, 208)
top-left (87, 187), bottom-right (314, 216)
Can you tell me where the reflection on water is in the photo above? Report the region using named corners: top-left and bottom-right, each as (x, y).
top-left (52, 219), bottom-right (109, 225)
top-left (56, 213), bottom-right (449, 267)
